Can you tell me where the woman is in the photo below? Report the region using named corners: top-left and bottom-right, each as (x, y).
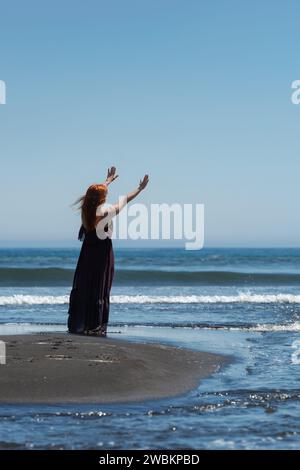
top-left (68, 167), bottom-right (149, 337)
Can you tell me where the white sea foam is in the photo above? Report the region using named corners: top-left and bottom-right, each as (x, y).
top-left (0, 323), bottom-right (66, 335)
top-left (235, 322), bottom-right (300, 332)
top-left (0, 295), bottom-right (69, 305)
top-left (0, 321), bottom-right (299, 336)
top-left (1, 293), bottom-right (300, 306)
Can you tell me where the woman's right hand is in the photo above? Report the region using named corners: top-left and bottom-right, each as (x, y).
top-left (138, 175), bottom-right (149, 191)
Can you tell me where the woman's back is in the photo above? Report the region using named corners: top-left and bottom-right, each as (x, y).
top-left (68, 224), bottom-right (114, 336)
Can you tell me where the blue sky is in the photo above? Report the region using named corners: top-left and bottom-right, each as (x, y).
top-left (0, 0), bottom-right (300, 247)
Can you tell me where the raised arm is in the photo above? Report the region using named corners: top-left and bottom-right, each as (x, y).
top-left (97, 175), bottom-right (149, 219)
top-left (113, 174), bottom-right (149, 215)
top-left (125, 175), bottom-right (149, 204)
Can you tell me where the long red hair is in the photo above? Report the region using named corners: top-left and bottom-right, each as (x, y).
top-left (75, 184), bottom-right (108, 232)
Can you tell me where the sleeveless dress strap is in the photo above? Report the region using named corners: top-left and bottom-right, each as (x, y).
top-left (78, 224), bottom-right (86, 241)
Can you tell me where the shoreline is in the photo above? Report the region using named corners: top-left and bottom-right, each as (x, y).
top-left (0, 333), bottom-right (227, 404)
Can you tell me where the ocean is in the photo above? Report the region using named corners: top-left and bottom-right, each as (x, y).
top-left (0, 247), bottom-right (300, 449)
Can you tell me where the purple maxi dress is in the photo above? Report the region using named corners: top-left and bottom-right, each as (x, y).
top-left (67, 224), bottom-right (114, 336)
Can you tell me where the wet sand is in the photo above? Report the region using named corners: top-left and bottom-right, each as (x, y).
top-left (0, 333), bottom-right (226, 404)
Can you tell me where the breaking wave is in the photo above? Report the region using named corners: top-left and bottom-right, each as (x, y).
top-left (1, 293), bottom-right (300, 306)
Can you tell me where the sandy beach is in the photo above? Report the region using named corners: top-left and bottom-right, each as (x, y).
top-left (0, 333), bottom-right (226, 404)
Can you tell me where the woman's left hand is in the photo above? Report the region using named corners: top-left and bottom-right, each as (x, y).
top-left (106, 166), bottom-right (119, 185)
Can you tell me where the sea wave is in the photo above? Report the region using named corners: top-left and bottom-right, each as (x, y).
top-left (1, 293), bottom-right (300, 306)
top-left (1, 267), bottom-right (300, 286)
top-left (0, 321), bottom-right (299, 335)
top-left (111, 321), bottom-right (300, 332)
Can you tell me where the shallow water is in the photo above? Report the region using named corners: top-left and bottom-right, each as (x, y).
top-left (0, 248), bottom-right (300, 449)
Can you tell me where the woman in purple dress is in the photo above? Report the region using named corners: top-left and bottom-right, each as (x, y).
top-left (68, 167), bottom-right (149, 337)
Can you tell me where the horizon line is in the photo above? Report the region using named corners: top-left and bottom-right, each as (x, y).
top-left (1, 245), bottom-right (300, 250)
